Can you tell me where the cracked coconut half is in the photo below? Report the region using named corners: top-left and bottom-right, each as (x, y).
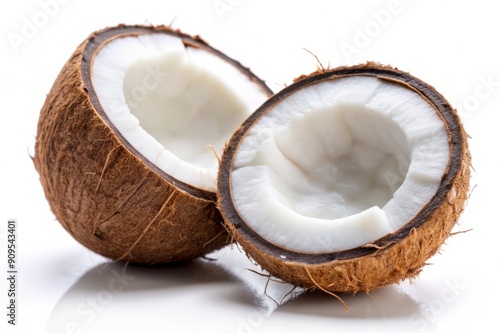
top-left (34, 25), bottom-right (272, 264)
top-left (217, 63), bottom-right (471, 293)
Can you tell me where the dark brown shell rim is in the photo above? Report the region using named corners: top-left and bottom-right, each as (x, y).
top-left (81, 24), bottom-right (273, 201)
top-left (217, 63), bottom-right (465, 264)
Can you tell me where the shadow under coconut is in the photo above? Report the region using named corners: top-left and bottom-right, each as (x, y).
top-left (251, 286), bottom-right (425, 332)
top-left (45, 259), bottom-right (266, 332)
top-left (279, 286), bottom-right (420, 319)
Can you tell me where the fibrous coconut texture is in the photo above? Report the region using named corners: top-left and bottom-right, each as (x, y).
top-left (217, 63), bottom-right (471, 293)
top-left (34, 25), bottom-right (272, 264)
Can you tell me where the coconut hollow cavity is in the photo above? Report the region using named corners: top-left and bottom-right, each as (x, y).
top-left (92, 31), bottom-right (269, 192)
top-left (34, 25), bottom-right (272, 264)
top-left (217, 63), bottom-right (471, 293)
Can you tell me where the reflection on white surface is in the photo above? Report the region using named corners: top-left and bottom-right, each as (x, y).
top-left (45, 247), bottom-right (300, 333)
top-left (46, 260), bottom-right (256, 332)
top-left (43, 245), bottom-right (466, 333)
top-left (274, 286), bottom-right (419, 318)
top-left (258, 287), bottom-right (421, 333)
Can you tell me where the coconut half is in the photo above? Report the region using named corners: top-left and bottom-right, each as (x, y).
top-left (34, 25), bottom-right (272, 264)
top-left (217, 63), bottom-right (471, 293)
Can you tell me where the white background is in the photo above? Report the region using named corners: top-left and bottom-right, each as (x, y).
top-left (1, 0), bottom-right (499, 332)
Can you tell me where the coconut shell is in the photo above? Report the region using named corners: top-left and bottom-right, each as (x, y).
top-left (217, 63), bottom-right (471, 293)
top-left (34, 25), bottom-right (272, 264)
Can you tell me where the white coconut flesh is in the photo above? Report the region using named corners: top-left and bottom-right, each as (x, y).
top-left (230, 76), bottom-right (450, 254)
top-left (91, 33), bottom-right (269, 192)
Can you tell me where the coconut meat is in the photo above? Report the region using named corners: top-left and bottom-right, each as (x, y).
top-left (231, 76), bottom-right (449, 254)
top-left (92, 33), bottom-right (269, 192)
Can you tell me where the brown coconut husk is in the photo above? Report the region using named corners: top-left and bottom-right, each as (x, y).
top-left (34, 25), bottom-right (272, 264)
top-left (217, 63), bottom-right (471, 293)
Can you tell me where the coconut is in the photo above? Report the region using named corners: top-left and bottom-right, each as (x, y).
top-left (217, 63), bottom-right (471, 294)
top-left (34, 25), bottom-right (272, 264)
